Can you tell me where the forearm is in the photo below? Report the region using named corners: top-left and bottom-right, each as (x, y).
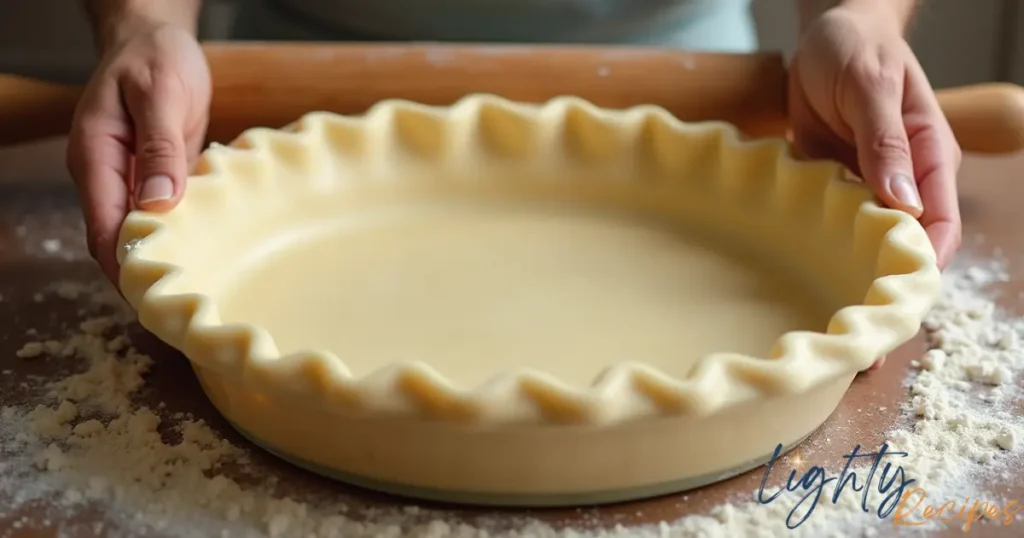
top-left (84, 0), bottom-right (202, 51)
top-left (799, 0), bottom-right (920, 34)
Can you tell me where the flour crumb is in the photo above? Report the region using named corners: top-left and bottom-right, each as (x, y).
top-left (919, 348), bottom-right (946, 371)
top-left (41, 238), bottom-right (62, 254)
top-left (994, 428), bottom-right (1016, 450)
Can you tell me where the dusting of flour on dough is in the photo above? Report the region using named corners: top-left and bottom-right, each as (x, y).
top-left (1, 256), bottom-right (1022, 538)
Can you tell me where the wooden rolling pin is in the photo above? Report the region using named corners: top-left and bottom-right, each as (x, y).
top-left (1, 43), bottom-right (1023, 153)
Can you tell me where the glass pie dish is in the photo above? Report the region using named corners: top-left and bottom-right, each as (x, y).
top-left (117, 95), bottom-right (942, 506)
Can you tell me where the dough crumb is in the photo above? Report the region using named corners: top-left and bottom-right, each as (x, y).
top-left (15, 342), bottom-right (44, 359)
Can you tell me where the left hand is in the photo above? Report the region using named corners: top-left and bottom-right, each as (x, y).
top-left (789, 3), bottom-right (962, 370)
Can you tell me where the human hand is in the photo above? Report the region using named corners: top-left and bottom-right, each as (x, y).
top-left (789, 3), bottom-right (961, 371)
top-left (789, 4), bottom-right (962, 272)
top-left (67, 22), bottom-right (211, 286)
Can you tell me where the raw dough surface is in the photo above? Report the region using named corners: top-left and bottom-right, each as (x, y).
top-left (217, 203), bottom-right (831, 388)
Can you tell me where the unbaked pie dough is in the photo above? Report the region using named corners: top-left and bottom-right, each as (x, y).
top-left (118, 95), bottom-right (942, 506)
top-left (217, 203), bottom-right (831, 388)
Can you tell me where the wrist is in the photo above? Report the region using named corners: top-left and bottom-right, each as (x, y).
top-left (86, 0), bottom-right (201, 53)
top-left (799, 0), bottom-right (919, 34)
top-left (836, 0), bottom-right (918, 34)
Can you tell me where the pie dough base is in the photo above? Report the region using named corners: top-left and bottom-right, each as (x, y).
top-left (117, 95), bottom-right (942, 506)
top-left (197, 363), bottom-right (851, 504)
top-left (185, 176), bottom-right (854, 502)
top-left (216, 201), bottom-right (834, 389)
top-left (231, 417), bottom-right (813, 506)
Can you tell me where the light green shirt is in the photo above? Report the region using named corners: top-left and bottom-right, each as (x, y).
top-left (231, 0), bottom-right (758, 51)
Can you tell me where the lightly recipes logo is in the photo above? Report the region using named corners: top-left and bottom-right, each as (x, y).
top-left (756, 443), bottom-right (1022, 531)
top-left (756, 443), bottom-right (916, 529)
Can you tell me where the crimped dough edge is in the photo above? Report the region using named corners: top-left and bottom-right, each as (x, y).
top-left (117, 94), bottom-right (942, 426)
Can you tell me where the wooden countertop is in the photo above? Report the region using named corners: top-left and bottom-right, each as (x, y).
top-left (0, 139), bottom-right (1021, 537)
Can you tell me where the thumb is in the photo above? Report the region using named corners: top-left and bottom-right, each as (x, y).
top-left (123, 75), bottom-right (189, 211)
top-left (845, 78), bottom-right (923, 218)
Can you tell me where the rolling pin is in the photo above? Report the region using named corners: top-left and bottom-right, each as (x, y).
top-left (1, 43), bottom-right (1023, 153)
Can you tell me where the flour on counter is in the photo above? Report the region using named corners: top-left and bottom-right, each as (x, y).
top-left (41, 239), bottom-right (63, 255)
top-left (1, 257), bottom-right (1022, 538)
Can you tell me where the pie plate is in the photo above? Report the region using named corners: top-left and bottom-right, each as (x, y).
top-left (117, 94), bottom-right (942, 507)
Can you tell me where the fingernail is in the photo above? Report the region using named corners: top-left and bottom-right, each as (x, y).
top-left (887, 173), bottom-right (923, 212)
top-left (137, 175), bottom-right (174, 204)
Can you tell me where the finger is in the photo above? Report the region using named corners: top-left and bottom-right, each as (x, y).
top-left (184, 116), bottom-right (209, 173)
top-left (185, 129), bottom-right (205, 171)
top-left (66, 84), bottom-right (133, 284)
top-left (841, 60), bottom-right (923, 218)
top-left (839, 58), bottom-right (929, 218)
top-left (122, 69), bottom-right (189, 211)
top-left (902, 64), bottom-right (963, 269)
top-left (910, 148), bottom-right (960, 269)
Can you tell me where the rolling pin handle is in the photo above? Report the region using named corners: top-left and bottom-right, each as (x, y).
top-left (0, 46), bottom-right (1023, 156)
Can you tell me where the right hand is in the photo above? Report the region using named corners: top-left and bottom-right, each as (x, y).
top-left (67, 22), bottom-right (211, 286)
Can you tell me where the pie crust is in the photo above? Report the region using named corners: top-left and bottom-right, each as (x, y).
top-left (117, 95), bottom-right (942, 506)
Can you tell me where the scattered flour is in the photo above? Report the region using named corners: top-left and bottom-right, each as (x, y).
top-left (1, 258), bottom-right (1022, 538)
top-left (15, 231), bottom-right (79, 261)
top-left (41, 239), bottom-right (63, 254)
